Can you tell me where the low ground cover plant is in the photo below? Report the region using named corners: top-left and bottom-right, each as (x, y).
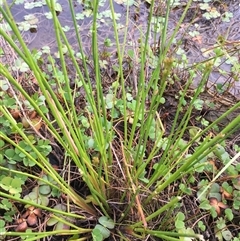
top-left (0, 0), bottom-right (240, 240)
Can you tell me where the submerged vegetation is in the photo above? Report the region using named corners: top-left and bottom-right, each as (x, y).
top-left (0, 0), bottom-right (240, 240)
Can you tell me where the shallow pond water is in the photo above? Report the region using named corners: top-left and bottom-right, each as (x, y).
top-left (3, 0), bottom-right (240, 97)
top-left (8, 0), bottom-right (125, 49)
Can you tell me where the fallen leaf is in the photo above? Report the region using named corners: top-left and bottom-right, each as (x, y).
top-left (208, 159), bottom-right (217, 170)
top-left (192, 35), bottom-right (202, 45)
top-left (209, 197), bottom-right (228, 216)
top-left (10, 109), bottom-right (21, 119)
top-left (220, 187), bottom-right (232, 199)
top-left (31, 117), bottom-right (42, 131)
top-left (27, 213), bottom-right (38, 226)
top-left (29, 111), bottom-right (37, 119)
top-left (15, 219), bottom-right (28, 232)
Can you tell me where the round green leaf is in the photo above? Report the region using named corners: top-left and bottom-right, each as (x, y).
top-left (208, 192), bottom-right (221, 201)
top-left (105, 94), bottom-right (114, 109)
top-left (159, 97), bottom-right (165, 104)
top-left (210, 183), bottom-right (220, 193)
top-left (54, 204), bottom-right (66, 211)
top-left (88, 138), bottom-right (95, 149)
top-left (0, 140), bottom-right (5, 148)
top-left (39, 185), bottom-right (51, 195)
top-left (55, 3), bottom-right (62, 12)
top-left (1, 176), bottom-right (12, 186)
top-left (0, 220), bottom-right (5, 228)
top-left (39, 195), bottom-right (49, 206)
top-left (222, 229), bottom-right (233, 241)
top-left (24, 189), bottom-right (49, 207)
top-left (5, 149), bottom-right (15, 158)
top-left (47, 217), bottom-right (58, 226)
top-left (175, 219), bottom-right (185, 230)
top-left (199, 200), bottom-right (211, 210)
top-left (98, 216), bottom-right (115, 229)
top-left (92, 228), bottom-right (103, 241)
top-left (55, 221), bottom-right (69, 231)
top-left (95, 224), bottom-right (110, 239)
top-left (225, 208), bottom-right (233, 221)
top-left (38, 175), bottom-right (49, 185)
top-left (176, 212), bottom-right (185, 221)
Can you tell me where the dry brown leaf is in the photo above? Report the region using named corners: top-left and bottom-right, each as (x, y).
top-left (220, 187), bottom-right (232, 199)
top-left (192, 35), bottom-right (202, 45)
top-left (10, 109), bottom-right (21, 119)
top-left (27, 213), bottom-right (38, 226)
top-left (209, 197), bottom-right (228, 216)
top-left (31, 117), bottom-right (42, 131)
top-left (15, 219), bottom-right (28, 232)
top-left (208, 159), bottom-right (217, 170)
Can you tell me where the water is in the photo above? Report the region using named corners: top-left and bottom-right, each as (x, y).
top-left (3, 0), bottom-right (240, 97)
top-left (8, 0), bottom-right (125, 49)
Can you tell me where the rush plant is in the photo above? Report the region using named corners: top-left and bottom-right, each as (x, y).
top-left (0, 0), bottom-right (240, 240)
